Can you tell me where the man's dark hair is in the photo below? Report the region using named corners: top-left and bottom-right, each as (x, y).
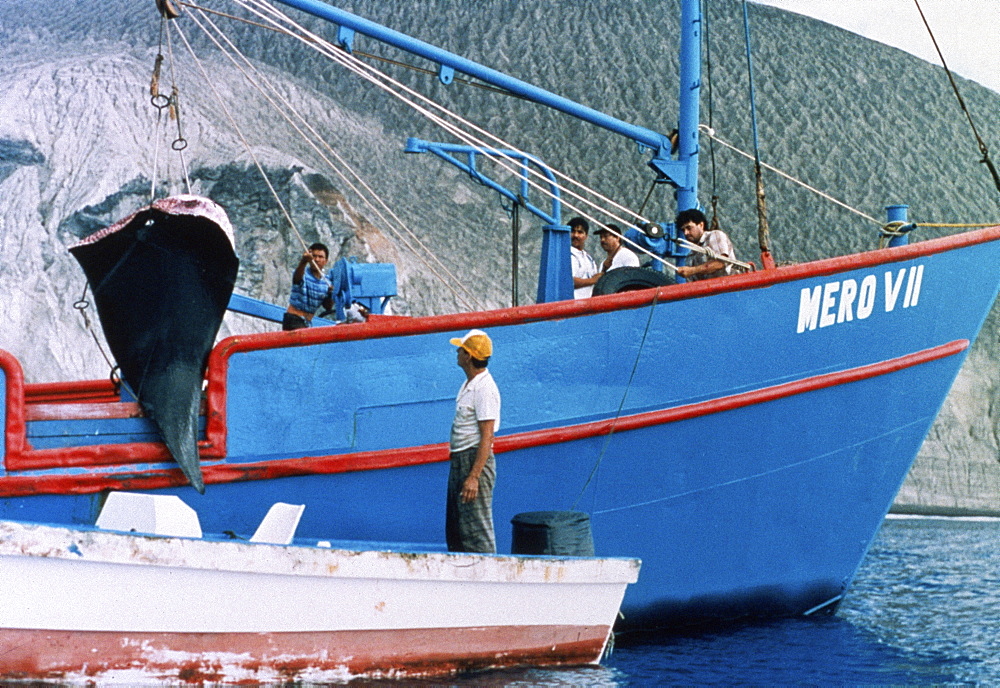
top-left (675, 208), bottom-right (707, 228)
top-left (309, 242), bottom-right (330, 258)
top-left (470, 356), bottom-right (489, 369)
top-left (567, 216), bottom-right (589, 233)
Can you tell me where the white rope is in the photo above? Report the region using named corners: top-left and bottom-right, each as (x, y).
top-left (186, 6), bottom-right (486, 311)
top-left (171, 20), bottom-right (307, 252)
top-left (699, 124), bottom-right (883, 226)
top-left (235, 0), bottom-right (675, 269)
top-left (673, 236), bottom-right (754, 271)
top-left (164, 24), bottom-right (192, 194)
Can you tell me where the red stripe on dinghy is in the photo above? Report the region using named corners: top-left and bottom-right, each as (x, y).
top-left (0, 625), bottom-right (611, 681)
top-left (0, 339), bottom-right (966, 495)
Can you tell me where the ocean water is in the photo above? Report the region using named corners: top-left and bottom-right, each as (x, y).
top-left (398, 516), bottom-right (1000, 686)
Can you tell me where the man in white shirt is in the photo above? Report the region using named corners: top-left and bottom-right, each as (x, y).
top-left (596, 224), bottom-right (641, 273)
top-left (568, 217), bottom-right (599, 299)
top-left (446, 329), bottom-right (501, 553)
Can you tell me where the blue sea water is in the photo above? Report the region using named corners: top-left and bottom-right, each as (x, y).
top-left (403, 516), bottom-right (1000, 686)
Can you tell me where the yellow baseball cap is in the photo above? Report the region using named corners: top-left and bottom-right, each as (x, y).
top-left (450, 329), bottom-right (493, 359)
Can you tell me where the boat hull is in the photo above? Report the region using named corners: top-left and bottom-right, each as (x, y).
top-left (0, 520), bottom-right (637, 682)
top-left (3, 228), bottom-right (1000, 629)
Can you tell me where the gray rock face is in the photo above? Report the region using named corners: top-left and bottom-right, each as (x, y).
top-left (1, 0), bottom-right (999, 512)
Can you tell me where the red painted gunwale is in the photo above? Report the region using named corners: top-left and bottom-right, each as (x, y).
top-left (0, 338), bottom-right (968, 495)
top-left (2, 226), bottom-right (996, 494)
top-left (0, 624), bottom-right (610, 681)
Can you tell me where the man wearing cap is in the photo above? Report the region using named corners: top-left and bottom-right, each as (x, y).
top-left (447, 329), bottom-right (501, 553)
top-left (596, 223), bottom-right (640, 273)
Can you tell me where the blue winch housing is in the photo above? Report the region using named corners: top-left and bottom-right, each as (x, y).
top-left (327, 257), bottom-right (397, 319)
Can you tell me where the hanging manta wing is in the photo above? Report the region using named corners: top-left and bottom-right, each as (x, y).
top-left (69, 195), bottom-right (239, 493)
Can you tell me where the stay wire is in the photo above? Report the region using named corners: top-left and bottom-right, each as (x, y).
top-left (703, 0), bottom-right (722, 231)
top-left (236, 0), bottom-right (669, 266)
top-left (913, 0), bottom-right (1000, 197)
top-left (183, 6), bottom-right (485, 312)
top-left (571, 292), bottom-right (659, 512)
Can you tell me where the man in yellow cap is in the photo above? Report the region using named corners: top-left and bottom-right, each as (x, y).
top-left (446, 329), bottom-right (501, 553)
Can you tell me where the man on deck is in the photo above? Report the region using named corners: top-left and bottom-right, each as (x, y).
top-left (674, 208), bottom-right (737, 281)
top-left (446, 329), bottom-right (501, 554)
top-left (283, 242), bottom-right (333, 331)
top-left (569, 216), bottom-right (599, 299)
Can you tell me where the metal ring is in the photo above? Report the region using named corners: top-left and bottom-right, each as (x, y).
top-left (150, 93), bottom-right (170, 110)
top-left (73, 299), bottom-right (90, 311)
top-left (171, 137), bottom-right (188, 151)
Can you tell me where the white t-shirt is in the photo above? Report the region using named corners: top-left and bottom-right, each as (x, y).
top-left (608, 247), bottom-right (640, 270)
top-left (450, 370), bottom-right (501, 452)
top-left (571, 246), bottom-right (598, 299)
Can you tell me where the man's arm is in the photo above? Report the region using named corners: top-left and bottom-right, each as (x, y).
top-left (461, 419), bottom-right (495, 503)
top-left (292, 251), bottom-right (314, 285)
top-left (676, 259), bottom-right (725, 279)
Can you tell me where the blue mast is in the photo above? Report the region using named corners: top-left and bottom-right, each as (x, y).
top-left (264, 0), bottom-right (702, 300)
top-left (676, 0), bottom-right (702, 212)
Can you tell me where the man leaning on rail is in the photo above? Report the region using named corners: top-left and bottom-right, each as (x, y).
top-left (674, 208), bottom-right (738, 281)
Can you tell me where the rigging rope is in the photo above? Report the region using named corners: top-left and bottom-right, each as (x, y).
top-left (181, 6), bottom-right (486, 312)
top-left (741, 1), bottom-right (772, 263)
top-left (913, 0), bottom-right (1000, 197)
top-left (699, 125), bottom-right (883, 226)
top-left (703, 0), bottom-right (723, 232)
top-left (233, 0), bottom-right (676, 271)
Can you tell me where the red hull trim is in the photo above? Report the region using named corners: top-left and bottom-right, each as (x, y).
top-left (0, 339), bottom-right (966, 496)
top-left (0, 625), bottom-right (609, 681)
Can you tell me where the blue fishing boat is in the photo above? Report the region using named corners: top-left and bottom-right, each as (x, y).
top-left (1, 0), bottom-right (998, 631)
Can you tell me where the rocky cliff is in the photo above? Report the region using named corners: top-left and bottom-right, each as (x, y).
top-left (1, 0), bottom-right (998, 511)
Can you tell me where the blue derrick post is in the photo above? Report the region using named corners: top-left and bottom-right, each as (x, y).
top-left (537, 223), bottom-right (572, 303)
top-left (675, 0), bottom-right (702, 213)
top-left (268, 0), bottom-right (678, 303)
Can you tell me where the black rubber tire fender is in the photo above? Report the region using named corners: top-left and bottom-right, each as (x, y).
top-left (592, 267), bottom-right (673, 296)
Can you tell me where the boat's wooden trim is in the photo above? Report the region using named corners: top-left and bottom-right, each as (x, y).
top-left (24, 379), bottom-right (119, 404)
top-left (0, 339), bottom-right (967, 495)
top-left (25, 401), bottom-right (145, 421)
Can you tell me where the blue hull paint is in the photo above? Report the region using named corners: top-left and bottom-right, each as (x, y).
top-left (3, 241), bottom-right (999, 628)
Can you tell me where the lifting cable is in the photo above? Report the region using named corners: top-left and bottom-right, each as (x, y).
top-left (703, 0), bottom-right (723, 231)
top-left (913, 0), bottom-right (1000, 198)
top-left (232, 0), bottom-right (675, 271)
top-left (179, 4), bottom-right (487, 311)
top-left (161, 19), bottom-right (192, 195)
top-left (741, 1), bottom-right (773, 268)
